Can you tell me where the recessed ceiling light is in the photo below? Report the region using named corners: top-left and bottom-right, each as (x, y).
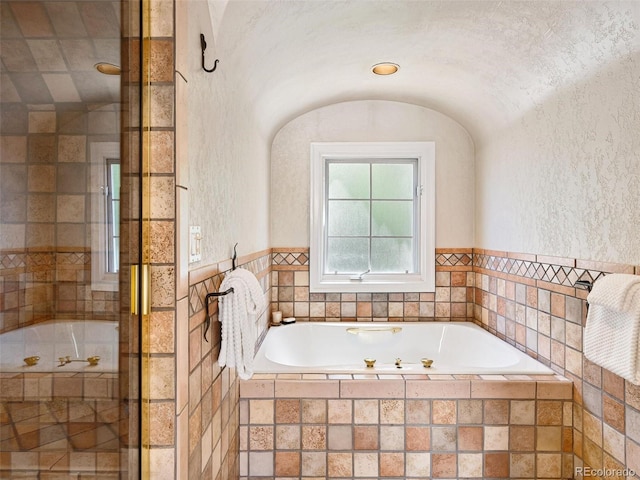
top-left (95, 62), bottom-right (121, 75)
top-left (371, 62), bottom-right (399, 75)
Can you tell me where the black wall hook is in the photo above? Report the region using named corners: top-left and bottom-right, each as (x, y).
top-left (232, 243), bottom-right (238, 270)
top-left (200, 34), bottom-right (219, 73)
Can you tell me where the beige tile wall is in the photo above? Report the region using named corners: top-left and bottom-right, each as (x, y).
top-left (240, 373), bottom-right (573, 479)
top-left (271, 248), bottom-right (474, 322)
top-left (184, 251), bottom-right (271, 480)
top-left (0, 104), bottom-right (120, 334)
top-left (474, 249), bottom-right (640, 479)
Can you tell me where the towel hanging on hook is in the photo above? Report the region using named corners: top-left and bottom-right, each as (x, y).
top-left (200, 34), bottom-right (219, 73)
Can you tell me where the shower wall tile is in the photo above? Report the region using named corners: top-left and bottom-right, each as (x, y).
top-left (1, 103), bottom-right (120, 333)
top-left (28, 111), bottom-right (56, 133)
top-left (57, 135), bottom-right (86, 162)
top-left (0, 136), bottom-right (27, 163)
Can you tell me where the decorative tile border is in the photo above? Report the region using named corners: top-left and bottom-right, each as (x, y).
top-left (474, 252), bottom-right (606, 288)
top-left (272, 249), bottom-right (473, 269)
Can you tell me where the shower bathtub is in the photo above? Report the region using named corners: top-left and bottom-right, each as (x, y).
top-left (0, 319), bottom-right (118, 373)
top-left (253, 321), bottom-right (554, 375)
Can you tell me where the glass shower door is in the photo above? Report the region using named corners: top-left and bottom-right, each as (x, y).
top-left (0, 0), bottom-right (142, 477)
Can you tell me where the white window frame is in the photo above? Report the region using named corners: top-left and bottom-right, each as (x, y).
top-left (90, 142), bottom-right (119, 292)
top-left (310, 142), bottom-right (435, 293)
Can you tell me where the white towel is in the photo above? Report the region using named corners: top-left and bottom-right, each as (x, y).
top-left (587, 273), bottom-right (640, 311)
top-left (584, 274), bottom-right (640, 385)
top-left (218, 268), bottom-right (266, 380)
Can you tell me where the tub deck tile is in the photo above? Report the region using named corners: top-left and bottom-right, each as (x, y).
top-left (406, 379), bottom-right (471, 399)
top-left (537, 380), bottom-right (573, 399)
top-left (340, 379), bottom-right (405, 398)
top-left (471, 380), bottom-right (536, 398)
top-left (239, 379), bottom-right (274, 398)
top-left (274, 379), bottom-right (340, 398)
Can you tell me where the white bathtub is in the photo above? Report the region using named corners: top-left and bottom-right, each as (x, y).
top-left (0, 320), bottom-right (118, 373)
top-left (253, 321), bottom-right (554, 375)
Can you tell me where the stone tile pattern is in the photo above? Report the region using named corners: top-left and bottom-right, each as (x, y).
top-left (240, 374), bottom-right (573, 479)
top-left (0, 369), bottom-right (120, 478)
top-left (0, 103), bottom-right (121, 334)
top-left (271, 248), bottom-right (474, 322)
top-left (184, 252), bottom-right (272, 480)
top-left (474, 249), bottom-right (640, 479)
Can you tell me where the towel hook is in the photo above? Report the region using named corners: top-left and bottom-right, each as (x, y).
top-left (232, 243), bottom-right (238, 270)
top-left (200, 34), bottom-right (219, 73)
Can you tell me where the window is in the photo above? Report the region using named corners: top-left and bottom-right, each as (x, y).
top-left (90, 142), bottom-right (120, 291)
top-left (310, 142), bottom-right (435, 292)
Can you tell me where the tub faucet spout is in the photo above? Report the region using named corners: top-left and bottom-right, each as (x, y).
top-left (395, 358), bottom-right (402, 368)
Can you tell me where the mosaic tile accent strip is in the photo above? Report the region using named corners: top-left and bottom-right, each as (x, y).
top-left (435, 251), bottom-right (473, 267)
top-left (0, 253), bottom-right (28, 270)
top-left (474, 252), bottom-right (606, 287)
top-left (273, 249), bottom-right (473, 268)
top-left (272, 251), bottom-right (309, 267)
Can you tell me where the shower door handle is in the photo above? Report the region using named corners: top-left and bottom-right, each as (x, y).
top-left (130, 264), bottom-right (151, 315)
top-left (130, 265), bottom-right (139, 315)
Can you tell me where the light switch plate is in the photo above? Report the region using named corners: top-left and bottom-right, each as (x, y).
top-left (189, 226), bottom-right (202, 263)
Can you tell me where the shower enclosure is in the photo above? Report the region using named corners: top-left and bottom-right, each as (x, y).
top-left (1, 0), bottom-right (143, 477)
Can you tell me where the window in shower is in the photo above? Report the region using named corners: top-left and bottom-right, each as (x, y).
top-left (91, 142), bottom-right (120, 291)
top-left (310, 142), bottom-right (435, 292)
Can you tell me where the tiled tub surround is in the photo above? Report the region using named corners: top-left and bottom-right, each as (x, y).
top-left (271, 248), bottom-right (474, 322)
top-left (183, 251), bottom-right (272, 480)
top-left (240, 374), bottom-right (573, 478)
top-left (0, 320), bottom-right (120, 477)
top-left (473, 249), bottom-right (640, 478)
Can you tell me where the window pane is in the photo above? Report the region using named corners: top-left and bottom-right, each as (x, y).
top-left (371, 201), bottom-right (413, 237)
top-left (326, 238), bottom-right (369, 273)
top-left (372, 163), bottom-right (414, 199)
top-left (110, 163), bottom-right (121, 200)
top-left (371, 238), bottom-right (414, 273)
top-left (328, 200), bottom-right (370, 236)
top-left (328, 163), bottom-right (370, 199)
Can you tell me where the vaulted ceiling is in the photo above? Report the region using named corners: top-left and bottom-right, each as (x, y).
top-left (0, 1), bottom-right (120, 105)
top-left (213, 0), bottom-right (640, 141)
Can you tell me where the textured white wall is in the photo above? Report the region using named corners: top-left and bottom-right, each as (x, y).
top-left (270, 100), bottom-right (475, 248)
top-left (475, 53), bottom-right (640, 265)
top-left (181, 0), bottom-right (270, 266)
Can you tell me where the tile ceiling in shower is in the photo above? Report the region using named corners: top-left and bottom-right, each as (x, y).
top-left (0, 1), bottom-right (121, 105)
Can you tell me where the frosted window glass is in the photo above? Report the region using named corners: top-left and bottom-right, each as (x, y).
top-left (327, 238), bottom-right (369, 273)
top-left (372, 163), bottom-right (413, 199)
top-left (371, 201), bottom-right (413, 237)
top-left (371, 238), bottom-right (414, 272)
top-left (328, 163), bottom-right (370, 199)
top-left (328, 200), bottom-right (370, 236)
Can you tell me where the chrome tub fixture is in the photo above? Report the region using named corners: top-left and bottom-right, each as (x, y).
top-left (23, 356), bottom-right (40, 366)
top-left (421, 358), bottom-right (434, 368)
top-left (364, 358), bottom-right (376, 368)
top-left (395, 358), bottom-right (402, 368)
